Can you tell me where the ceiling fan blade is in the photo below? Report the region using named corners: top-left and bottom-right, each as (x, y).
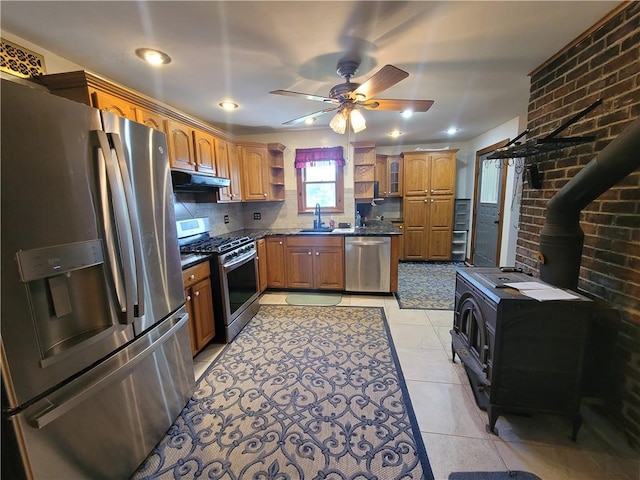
top-left (282, 106), bottom-right (339, 125)
top-left (361, 99), bottom-right (434, 112)
top-left (352, 65), bottom-right (409, 100)
top-left (270, 89), bottom-right (338, 104)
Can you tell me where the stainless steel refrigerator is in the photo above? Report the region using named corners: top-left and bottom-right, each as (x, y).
top-left (1, 78), bottom-right (195, 479)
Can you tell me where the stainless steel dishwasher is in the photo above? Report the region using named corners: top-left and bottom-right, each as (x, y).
top-left (345, 236), bottom-right (391, 292)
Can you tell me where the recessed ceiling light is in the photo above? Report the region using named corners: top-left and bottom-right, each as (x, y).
top-left (135, 48), bottom-right (171, 66)
top-left (447, 127), bottom-right (458, 135)
top-left (401, 110), bottom-right (413, 118)
top-left (389, 130), bottom-right (403, 138)
top-left (218, 101), bottom-right (239, 111)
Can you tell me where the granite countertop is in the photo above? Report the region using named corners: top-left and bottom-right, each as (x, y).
top-left (240, 222), bottom-right (402, 239)
top-left (181, 223), bottom-right (401, 270)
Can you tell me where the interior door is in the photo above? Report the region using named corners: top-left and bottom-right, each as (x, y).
top-left (472, 144), bottom-right (507, 266)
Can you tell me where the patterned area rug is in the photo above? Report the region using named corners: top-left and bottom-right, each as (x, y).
top-left (395, 262), bottom-right (459, 310)
top-left (133, 305), bottom-right (434, 480)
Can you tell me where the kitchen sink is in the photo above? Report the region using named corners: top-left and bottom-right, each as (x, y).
top-left (298, 227), bottom-right (334, 233)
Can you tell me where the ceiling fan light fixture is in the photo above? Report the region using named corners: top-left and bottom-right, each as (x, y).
top-left (304, 117), bottom-right (317, 125)
top-left (389, 130), bottom-right (403, 138)
top-left (401, 109), bottom-right (413, 118)
top-left (329, 110), bottom-right (347, 134)
top-left (135, 48), bottom-right (171, 66)
top-left (350, 108), bottom-right (366, 133)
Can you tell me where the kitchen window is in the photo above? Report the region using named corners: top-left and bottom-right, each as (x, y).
top-left (295, 147), bottom-right (344, 214)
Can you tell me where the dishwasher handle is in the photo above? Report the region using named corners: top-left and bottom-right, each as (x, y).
top-left (348, 239), bottom-right (388, 247)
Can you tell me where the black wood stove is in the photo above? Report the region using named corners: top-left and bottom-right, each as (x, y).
top-left (451, 267), bottom-right (593, 440)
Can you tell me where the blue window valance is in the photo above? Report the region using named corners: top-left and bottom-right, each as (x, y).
top-left (294, 146), bottom-right (345, 168)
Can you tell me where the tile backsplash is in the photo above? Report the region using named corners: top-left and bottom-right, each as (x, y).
top-left (172, 188), bottom-right (362, 236)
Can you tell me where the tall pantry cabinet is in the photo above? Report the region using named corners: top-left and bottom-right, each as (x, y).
top-left (402, 150), bottom-right (457, 260)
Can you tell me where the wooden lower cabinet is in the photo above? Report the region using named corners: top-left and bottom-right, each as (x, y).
top-left (265, 237), bottom-right (287, 288)
top-left (285, 237), bottom-right (344, 290)
top-left (256, 239), bottom-right (268, 293)
top-left (403, 195), bottom-right (454, 260)
top-left (182, 262), bottom-right (215, 356)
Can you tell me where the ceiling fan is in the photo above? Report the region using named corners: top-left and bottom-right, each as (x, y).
top-left (270, 59), bottom-right (434, 134)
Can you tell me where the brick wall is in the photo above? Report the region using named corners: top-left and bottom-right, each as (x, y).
top-left (515, 2), bottom-right (640, 448)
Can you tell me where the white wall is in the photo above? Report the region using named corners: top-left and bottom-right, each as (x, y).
top-left (466, 116), bottom-right (527, 266)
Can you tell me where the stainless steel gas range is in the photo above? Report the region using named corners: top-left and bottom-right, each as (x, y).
top-left (177, 218), bottom-right (260, 343)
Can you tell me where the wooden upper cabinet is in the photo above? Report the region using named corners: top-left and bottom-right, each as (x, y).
top-left (228, 142), bottom-right (243, 201)
top-left (90, 89), bottom-right (137, 120)
top-left (387, 155), bottom-right (403, 197)
top-left (216, 138), bottom-right (242, 202)
top-left (193, 129), bottom-right (217, 176)
top-left (135, 107), bottom-right (166, 132)
top-left (375, 155), bottom-right (388, 196)
top-left (239, 145), bottom-right (269, 201)
top-left (375, 154), bottom-right (403, 197)
top-left (164, 119), bottom-right (196, 172)
top-left (402, 152), bottom-right (430, 196)
top-left (430, 152), bottom-right (456, 195)
top-left (215, 138), bottom-right (232, 201)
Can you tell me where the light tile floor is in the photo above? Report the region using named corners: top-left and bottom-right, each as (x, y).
top-left (193, 292), bottom-right (640, 480)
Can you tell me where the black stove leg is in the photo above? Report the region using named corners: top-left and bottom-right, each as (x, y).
top-left (570, 412), bottom-right (582, 442)
top-left (487, 405), bottom-right (500, 436)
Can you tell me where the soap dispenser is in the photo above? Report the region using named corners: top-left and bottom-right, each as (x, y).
top-left (355, 211), bottom-right (362, 227)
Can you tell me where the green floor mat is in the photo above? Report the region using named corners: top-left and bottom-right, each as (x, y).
top-left (286, 292), bottom-right (342, 306)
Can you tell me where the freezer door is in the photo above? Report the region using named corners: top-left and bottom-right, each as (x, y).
top-left (100, 111), bottom-right (184, 335)
top-left (3, 308), bottom-right (194, 479)
top-left (1, 79), bottom-right (135, 408)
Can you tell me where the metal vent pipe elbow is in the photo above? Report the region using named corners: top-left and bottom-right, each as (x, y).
top-left (539, 117), bottom-right (640, 289)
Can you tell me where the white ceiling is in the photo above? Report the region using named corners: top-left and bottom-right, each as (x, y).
top-left (1, 1), bottom-right (618, 146)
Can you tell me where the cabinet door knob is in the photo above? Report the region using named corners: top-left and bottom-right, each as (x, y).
top-left (263, 193), bottom-right (267, 197)
top-left (316, 252), bottom-right (319, 256)
top-left (186, 295), bottom-right (191, 301)
top-left (308, 251), bottom-right (312, 255)
top-left (424, 199), bottom-right (428, 203)
top-left (194, 291), bottom-right (200, 296)
top-left (189, 274), bottom-right (195, 280)
top-left (279, 241), bottom-right (283, 245)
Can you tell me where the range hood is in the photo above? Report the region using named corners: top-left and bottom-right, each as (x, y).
top-left (170, 170), bottom-right (230, 192)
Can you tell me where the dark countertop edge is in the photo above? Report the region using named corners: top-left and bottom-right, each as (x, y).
top-left (238, 226), bottom-right (402, 239)
top-left (180, 254), bottom-right (211, 270)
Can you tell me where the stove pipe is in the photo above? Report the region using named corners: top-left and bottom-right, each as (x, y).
top-left (539, 117), bottom-right (640, 289)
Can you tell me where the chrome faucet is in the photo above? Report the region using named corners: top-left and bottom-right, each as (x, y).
top-left (314, 203), bottom-right (322, 229)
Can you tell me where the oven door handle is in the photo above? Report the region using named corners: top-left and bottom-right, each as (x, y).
top-left (222, 251), bottom-right (256, 272)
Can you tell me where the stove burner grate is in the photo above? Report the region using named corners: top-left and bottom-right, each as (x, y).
top-left (179, 235), bottom-right (252, 254)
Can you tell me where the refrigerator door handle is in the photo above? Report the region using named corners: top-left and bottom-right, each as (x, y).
top-left (27, 311), bottom-right (188, 429)
top-left (109, 132), bottom-right (145, 318)
top-left (92, 130), bottom-right (136, 324)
